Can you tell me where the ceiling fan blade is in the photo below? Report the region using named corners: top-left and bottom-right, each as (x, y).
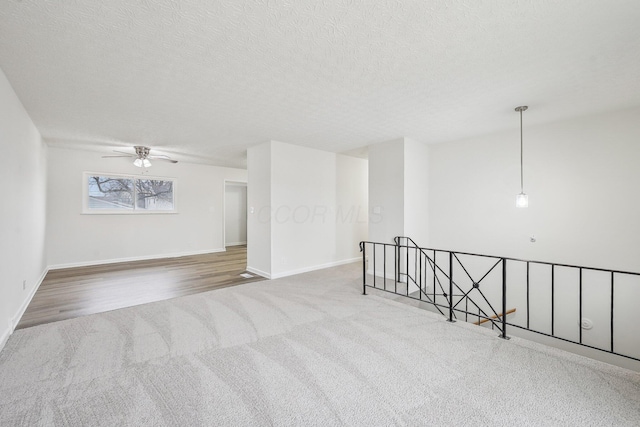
top-left (103, 148), bottom-right (177, 163)
top-left (113, 150), bottom-right (136, 156)
top-left (148, 156), bottom-right (178, 163)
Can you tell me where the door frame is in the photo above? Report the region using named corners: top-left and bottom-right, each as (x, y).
top-left (223, 180), bottom-right (248, 248)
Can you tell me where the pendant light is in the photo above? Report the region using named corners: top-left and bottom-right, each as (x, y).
top-left (515, 106), bottom-right (528, 208)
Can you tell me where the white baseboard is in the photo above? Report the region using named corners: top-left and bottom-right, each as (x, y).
top-left (0, 319), bottom-right (11, 353)
top-left (246, 266), bottom-right (271, 279)
top-left (48, 248), bottom-right (227, 270)
top-left (271, 257), bottom-right (360, 280)
top-left (1, 266), bottom-right (49, 350)
top-left (225, 241), bottom-right (247, 247)
top-left (10, 267), bottom-right (49, 331)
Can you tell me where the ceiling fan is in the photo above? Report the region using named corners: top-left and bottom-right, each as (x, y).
top-left (102, 146), bottom-right (178, 167)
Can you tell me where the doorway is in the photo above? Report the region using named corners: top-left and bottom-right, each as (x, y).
top-left (224, 181), bottom-right (247, 247)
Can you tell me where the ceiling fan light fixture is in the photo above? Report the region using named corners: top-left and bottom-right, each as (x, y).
top-left (133, 157), bottom-right (152, 168)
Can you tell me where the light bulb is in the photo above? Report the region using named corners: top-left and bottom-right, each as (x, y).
top-left (516, 192), bottom-right (528, 208)
top-left (143, 159), bottom-right (152, 168)
top-left (133, 158), bottom-right (143, 167)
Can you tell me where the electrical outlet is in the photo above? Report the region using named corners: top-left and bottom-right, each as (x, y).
top-left (22, 280), bottom-right (26, 290)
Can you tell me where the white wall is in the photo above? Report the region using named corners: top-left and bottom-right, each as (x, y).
top-left (368, 139), bottom-right (405, 244)
top-left (271, 142), bottom-right (337, 277)
top-left (0, 68), bottom-right (48, 348)
top-left (46, 146), bottom-right (247, 267)
top-left (336, 155), bottom-right (369, 262)
top-left (368, 137), bottom-right (430, 246)
top-left (247, 141), bottom-right (368, 278)
top-left (428, 106), bottom-right (640, 272)
top-left (224, 183), bottom-right (247, 246)
top-left (404, 138), bottom-right (429, 246)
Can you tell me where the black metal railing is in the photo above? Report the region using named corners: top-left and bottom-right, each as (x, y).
top-left (359, 237), bottom-right (640, 362)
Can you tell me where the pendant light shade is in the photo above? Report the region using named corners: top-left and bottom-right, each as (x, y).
top-left (515, 106), bottom-right (528, 208)
top-left (516, 192), bottom-right (528, 208)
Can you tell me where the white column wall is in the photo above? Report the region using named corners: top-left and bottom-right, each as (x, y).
top-left (368, 139), bottom-right (405, 245)
top-left (0, 68), bottom-right (48, 347)
top-left (247, 141), bottom-right (368, 279)
top-left (368, 138), bottom-right (429, 285)
top-left (270, 142), bottom-right (338, 277)
top-left (404, 138), bottom-right (429, 246)
top-left (247, 142), bottom-right (272, 277)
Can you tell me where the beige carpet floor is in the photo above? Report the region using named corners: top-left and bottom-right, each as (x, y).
top-left (1, 262), bottom-right (639, 426)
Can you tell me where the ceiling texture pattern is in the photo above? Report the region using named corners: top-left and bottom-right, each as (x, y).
top-left (1, 0), bottom-right (639, 167)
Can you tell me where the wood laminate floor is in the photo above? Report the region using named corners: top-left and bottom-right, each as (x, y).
top-left (17, 245), bottom-right (265, 330)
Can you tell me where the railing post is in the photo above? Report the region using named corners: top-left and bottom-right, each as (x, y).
top-left (361, 242), bottom-right (366, 295)
top-left (395, 238), bottom-right (400, 284)
top-left (433, 250), bottom-right (436, 301)
top-left (394, 244), bottom-right (398, 293)
top-left (405, 240), bottom-right (409, 286)
top-left (383, 244), bottom-right (387, 291)
top-left (551, 265), bottom-right (555, 337)
top-left (500, 258), bottom-right (509, 339)
top-left (373, 244), bottom-right (376, 289)
top-left (447, 251), bottom-right (455, 323)
top-left (610, 272), bottom-right (614, 353)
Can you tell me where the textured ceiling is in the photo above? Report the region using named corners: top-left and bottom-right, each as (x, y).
top-left (1, 0), bottom-right (639, 168)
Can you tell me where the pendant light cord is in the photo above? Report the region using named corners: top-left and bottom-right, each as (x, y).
top-left (520, 108), bottom-right (524, 193)
top-left (515, 105), bottom-right (527, 194)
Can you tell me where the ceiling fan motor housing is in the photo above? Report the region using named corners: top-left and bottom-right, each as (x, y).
top-left (134, 146), bottom-right (150, 159)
